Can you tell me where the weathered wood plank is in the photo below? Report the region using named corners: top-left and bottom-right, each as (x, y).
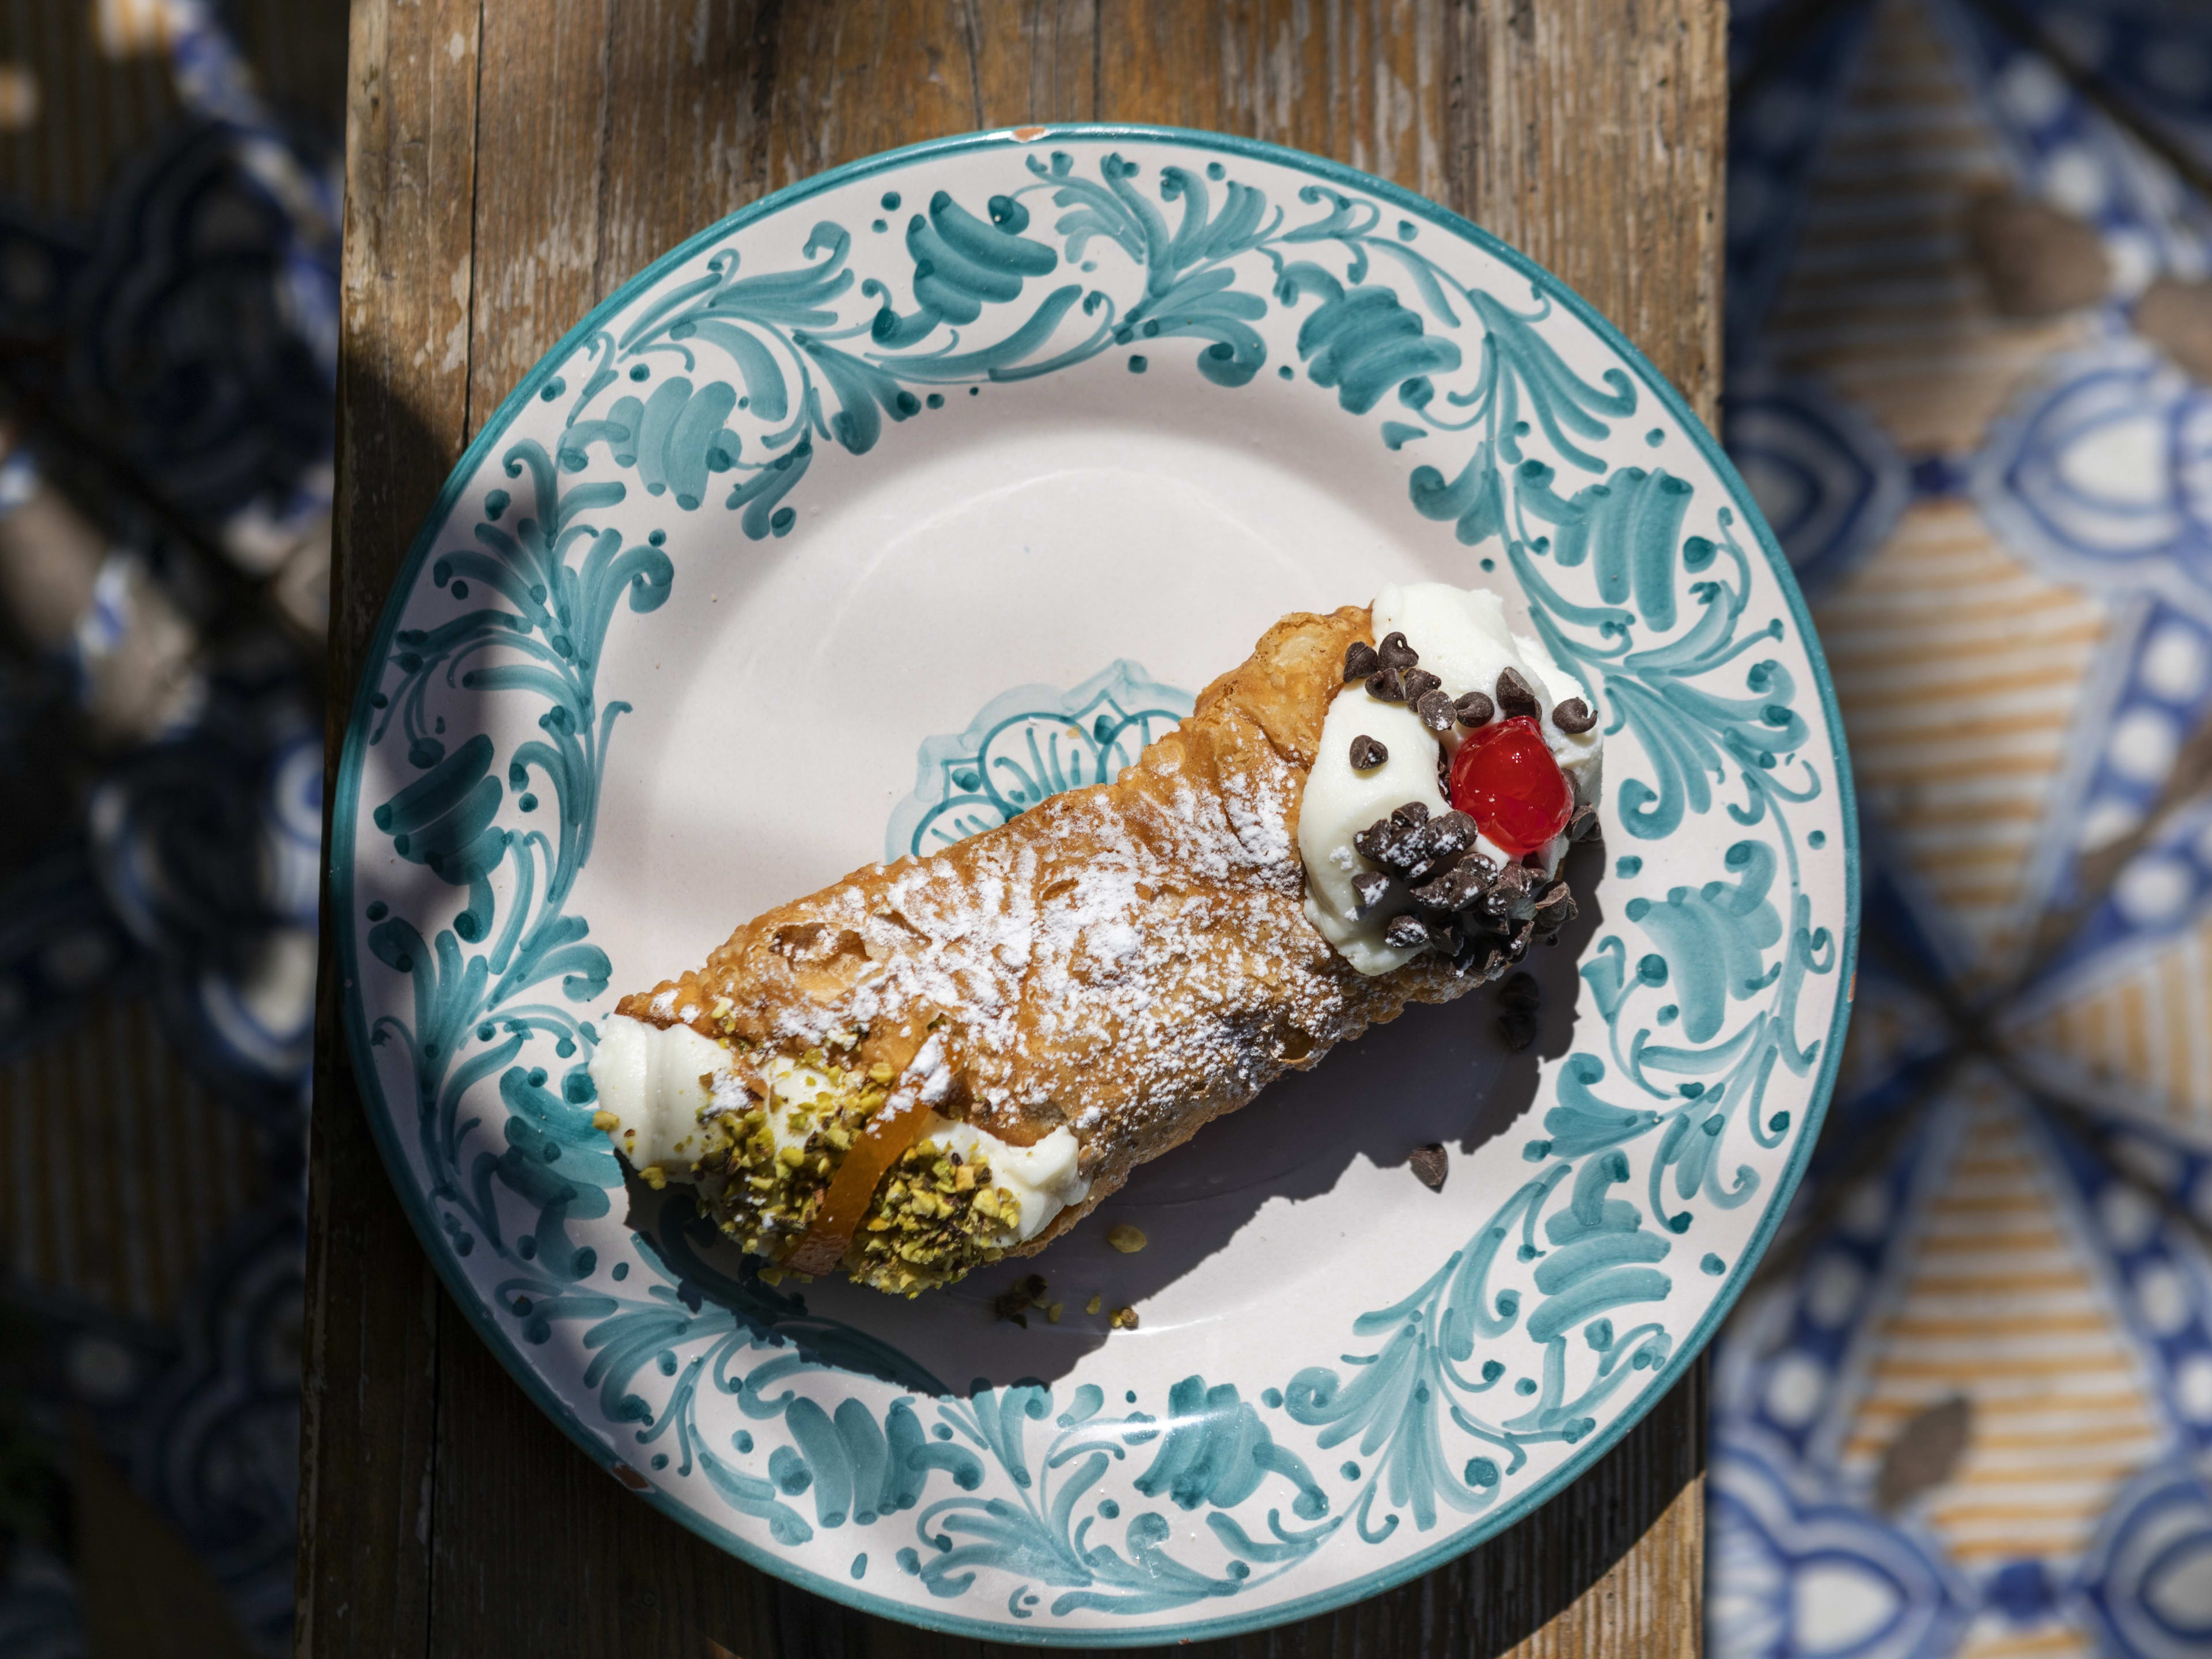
top-left (1103, 1), bottom-right (1449, 202)
top-left (752, 1), bottom-right (997, 194)
top-left (1447, 0), bottom-right (1729, 424)
top-left (460, 0), bottom-right (622, 428)
top-left (311, 2), bottom-right (1723, 1654)
top-left (300, 2), bottom-right (483, 1657)
top-left (592, 0), bottom-right (780, 290)
top-left (971, 0), bottom-right (1103, 128)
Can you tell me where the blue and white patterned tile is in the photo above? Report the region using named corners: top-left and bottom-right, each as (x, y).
top-left (1710, 1432), bottom-right (1974, 1659)
top-left (1725, 364), bottom-right (1914, 598)
top-left (1711, 1066), bottom-right (2196, 1659)
top-left (1938, 0), bottom-right (2212, 297)
top-left (1726, 0), bottom-right (1885, 358)
top-left (0, 7), bottom-right (330, 1656)
top-left (2077, 1464), bottom-right (2212, 1659)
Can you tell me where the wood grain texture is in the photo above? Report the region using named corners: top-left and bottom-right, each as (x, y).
top-left (300, 1), bottom-right (482, 1657)
top-left (307, 2), bottom-right (1722, 1654)
top-left (1446, 0), bottom-right (1729, 423)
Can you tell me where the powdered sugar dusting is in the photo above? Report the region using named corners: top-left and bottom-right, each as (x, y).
top-left (627, 610), bottom-right (1490, 1222)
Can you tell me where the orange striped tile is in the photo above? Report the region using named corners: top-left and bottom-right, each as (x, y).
top-left (1884, 1313), bottom-right (2114, 1339)
top-left (1814, 501), bottom-right (2107, 981)
top-left (2010, 914), bottom-right (2212, 1143)
top-left (1836, 1086), bottom-right (2160, 1582)
top-left (1957, 1633), bottom-right (2091, 1658)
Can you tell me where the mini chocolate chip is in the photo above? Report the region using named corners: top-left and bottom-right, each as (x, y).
top-left (1384, 911), bottom-right (1433, 950)
top-left (1498, 970), bottom-right (1540, 1011)
top-left (1495, 667), bottom-right (1540, 721)
top-left (1567, 802), bottom-right (1601, 842)
top-left (1552, 696), bottom-right (1596, 734)
top-left (1343, 640), bottom-right (1381, 681)
top-left (1453, 691), bottom-right (1494, 728)
top-left (1391, 801), bottom-right (1431, 830)
top-left (1396, 814), bottom-right (1479, 884)
top-left (1355, 817), bottom-right (1423, 878)
top-left (1366, 666), bottom-right (1407, 702)
top-left (1409, 1143), bottom-right (1449, 1191)
top-left (1401, 668), bottom-right (1442, 703)
top-left (1415, 688), bottom-right (1455, 734)
top-left (1350, 870), bottom-right (1395, 914)
top-left (1356, 817), bottom-right (1413, 869)
top-left (1498, 1007), bottom-right (1539, 1051)
top-left (993, 1275), bottom-right (1050, 1321)
top-left (1410, 855), bottom-right (1494, 912)
top-left (1376, 631), bottom-right (1419, 671)
top-left (1492, 862), bottom-right (1536, 902)
top-left (1471, 863), bottom-right (1540, 930)
top-left (1410, 809), bottom-right (1479, 863)
top-left (1349, 733), bottom-right (1389, 771)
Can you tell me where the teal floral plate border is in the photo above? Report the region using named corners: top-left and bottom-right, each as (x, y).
top-left (332, 125), bottom-right (1858, 1643)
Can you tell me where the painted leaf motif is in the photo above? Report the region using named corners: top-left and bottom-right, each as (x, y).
top-left (1133, 1376), bottom-right (1327, 1517)
top-left (872, 190), bottom-right (1058, 348)
top-left (1285, 264), bottom-right (1462, 415)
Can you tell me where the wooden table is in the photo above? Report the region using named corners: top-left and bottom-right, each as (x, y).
top-left (303, 5), bottom-right (1725, 1654)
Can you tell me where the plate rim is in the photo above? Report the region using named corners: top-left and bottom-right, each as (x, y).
top-left (329, 120), bottom-right (1861, 1645)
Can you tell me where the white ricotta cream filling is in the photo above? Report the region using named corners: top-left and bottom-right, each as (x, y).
top-left (1299, 582), bottom-right (1603, 975)
top-left (588, 1014), bottom-right (1088, 1245)
top-left (923, 1116), bottom-right (1089, 1245)
top-left (588, 1014), bottom-right (733, 1172)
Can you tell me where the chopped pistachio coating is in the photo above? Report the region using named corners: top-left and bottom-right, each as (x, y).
top-left (683, 1047), bottom-right (1028, 1294)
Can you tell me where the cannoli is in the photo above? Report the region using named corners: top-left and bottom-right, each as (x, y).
top-left (590, 582), bottom-right (1603, 1294)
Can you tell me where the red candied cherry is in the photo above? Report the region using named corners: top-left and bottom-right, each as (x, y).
top-left (1448, 715), bottom-right (1571, 856)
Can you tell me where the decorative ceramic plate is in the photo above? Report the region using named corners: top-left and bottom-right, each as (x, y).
top-left (334, 126), bottom-right (1857, 1643)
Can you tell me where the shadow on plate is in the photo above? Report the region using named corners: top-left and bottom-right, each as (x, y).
top-left (618, 837), bottom-right (1605, 1394)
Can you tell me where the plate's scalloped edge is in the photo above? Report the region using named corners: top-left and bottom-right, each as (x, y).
top-left (328, 123), bottom-right (1860, 1646)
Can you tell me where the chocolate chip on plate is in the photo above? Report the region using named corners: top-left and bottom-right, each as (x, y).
top-left (1415, 688), bottom-right (1455, 734)
top-left (1453, 690), bottom-right (1494, 727)
top-left (1552, 696), bottom-right (1596, 734)
top-left (1495, 667), bottom-right (1540, 721)
top-left (1349, 733), bottom-right (1389, 771)
top-left (1498, 970), bottom-right (1540, 1011)
top-left (1498, 1006), bottom-right (1539, 1051)
top-left (1343, 640), bottom-right (1381, 681)
top-left (1409, 1142), bottom-right (1449, 1191)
